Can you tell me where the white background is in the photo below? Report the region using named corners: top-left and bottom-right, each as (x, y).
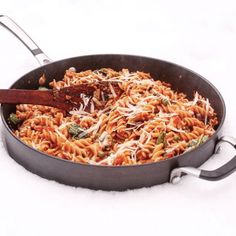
top-left (1, 0), bottom-right (236, 235)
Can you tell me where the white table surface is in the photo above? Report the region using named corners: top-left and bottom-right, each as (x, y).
top-left (1, 1), bottom-right (236, 235)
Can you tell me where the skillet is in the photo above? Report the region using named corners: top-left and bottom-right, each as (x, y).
top-left (1, 15), bottom-right (236, 190)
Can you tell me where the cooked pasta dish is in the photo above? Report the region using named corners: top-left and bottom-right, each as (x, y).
top-left (10, 67), bottom-right (218, 165)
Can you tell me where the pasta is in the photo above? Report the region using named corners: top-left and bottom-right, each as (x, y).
top-left (10, 67), bottom-right (218, 166)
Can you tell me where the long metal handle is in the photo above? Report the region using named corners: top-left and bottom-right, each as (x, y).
top-left (0, 15), bottom-right (51, 65)
top-left (170, 136), bottom-right (236, 184)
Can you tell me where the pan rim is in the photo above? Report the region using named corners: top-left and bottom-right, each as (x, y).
top-left (0, 53), bottom-right (226, 169)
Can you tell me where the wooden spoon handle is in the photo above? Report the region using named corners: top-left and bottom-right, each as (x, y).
top-left (0, 89), bottom-right (54, 106)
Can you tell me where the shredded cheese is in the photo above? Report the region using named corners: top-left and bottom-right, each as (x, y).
top-left (167, 125), bottom-right (186, 133)
top-left (92, 97), bottom-right (103, 106)
top-left (90, 100), bottom-right (95, 113)
top-left (109, 83), bottom-right (117, 98)
top-left (85, 116), bottom-right (103, 135)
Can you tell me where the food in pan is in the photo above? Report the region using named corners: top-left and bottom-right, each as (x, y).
top-left (9, 67), bottom-right (218, 166)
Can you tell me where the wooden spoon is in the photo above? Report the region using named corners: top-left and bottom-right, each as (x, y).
top-left (0, 81), bottom-right (119, 112)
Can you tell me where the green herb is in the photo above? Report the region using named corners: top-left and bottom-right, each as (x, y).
top-left (201, 135), bottom-right (209, 144)
top-left (38, 86), bottom-right (48, 91)
top-left (157, 132), bottom-right (166, 144)
top-left (98, 151), bottom-right (105, 158)
top-left (162, 98), bottom-right (170, 106)
top-left (188, 139), bottom-right (198, 147)
top-left (8, 113), bottom-right (22, 125)
top-left (188, 135), bottom-right (209, 149)
top-left (67, 123), bottom-right (88, 139)
top-left (174, 135), bottom-right (180, 141)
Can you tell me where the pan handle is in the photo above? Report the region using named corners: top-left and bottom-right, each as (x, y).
top-left (0, 15), bottom-right (51, 65)
top-left (170, 136), bottom-right (236, 184)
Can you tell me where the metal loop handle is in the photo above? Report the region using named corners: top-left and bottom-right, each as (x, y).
top-left (0, 15), bottom-right (51, 65)
top-left (170, 136), bottom-right (236, 184)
